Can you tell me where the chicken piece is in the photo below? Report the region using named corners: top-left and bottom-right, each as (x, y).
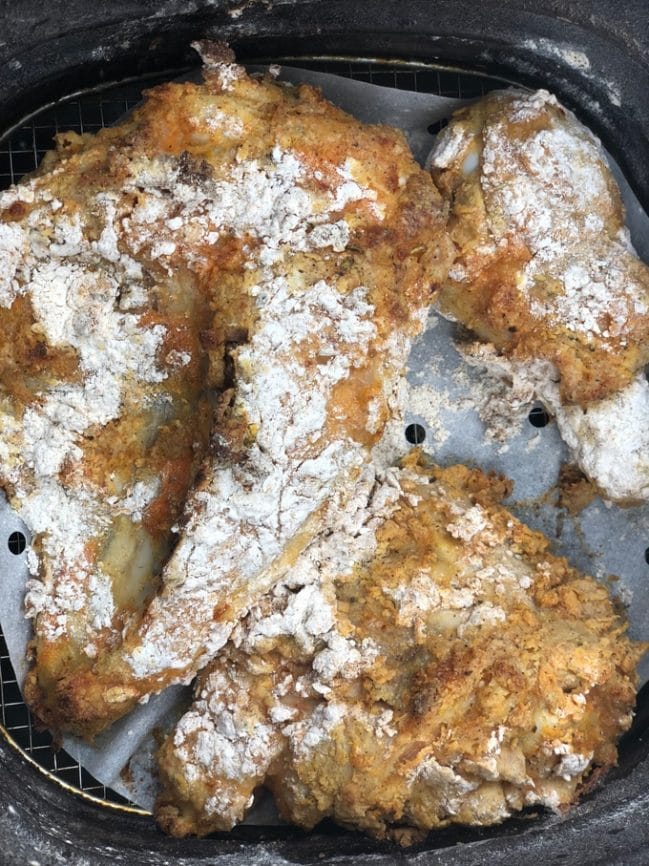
top-left (155, 451), bottom-right (644, 840)
top-left (428, 89), bottom-right (649, 502)
top-left (0, 87), bottom-right (216, 730)
top-left (14, 44), bottom-right (452, 738)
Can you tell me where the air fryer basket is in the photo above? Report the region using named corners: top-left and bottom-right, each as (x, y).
top-left (1, 2), bottom-right (649, 864)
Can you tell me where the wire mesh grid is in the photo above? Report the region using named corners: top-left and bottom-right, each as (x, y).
top-left (0, 62), bottom-right (497, 185)
top-left (0, 58), bottom-right (500, 810)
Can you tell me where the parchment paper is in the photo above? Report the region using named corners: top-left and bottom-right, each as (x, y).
top-left (1, 65), bottom-right (649, 814)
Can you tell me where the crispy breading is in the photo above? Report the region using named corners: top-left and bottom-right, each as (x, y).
top-left (155, 452), bottom-right (644, 840)
top-left (0, 45), bottom-right (453, 738)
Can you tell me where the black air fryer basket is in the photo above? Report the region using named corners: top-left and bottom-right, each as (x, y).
top-left (1, 2), bottom-right (649, 864)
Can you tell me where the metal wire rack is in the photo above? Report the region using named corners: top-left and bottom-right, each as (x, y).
top-left (0, 58), bottom-right (502, 812)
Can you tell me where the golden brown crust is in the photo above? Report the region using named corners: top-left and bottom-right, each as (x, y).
top-left (4, 162), bottom-right (215, 733)
top-left (154, 451), bottom-right (644, 840)
top-left (3, 57), bottom-right (452, 739)
top-left (429, 90), bottom-right (649, 406)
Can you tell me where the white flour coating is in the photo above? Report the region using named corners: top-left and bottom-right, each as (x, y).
top-left (382, 494), bottom-right (536, 640)
top-left (312, 634), bottom-right (380, 687)
top-left (164, 349), bottom-right (192, 368)
top-left (286, 702), bottom-right (401, 758)
top-left (243, 584), bottom-right (336, 653)
top-left (0, 179), bottom-right (171, 646)
top-left (463, 343), bottom-right (649, 502)
top-left (126, 277), bottom-right (378, 677)
top-left (111, 479), bottom-right (162, 523)
top-left (555, 751), bottom-right (593, 781)
top-left (0, 221), bottom-right (27, 306)
top-left (456, 601), bottom-right (506, 636)
top-left (285, 702), bottom-right (347, 761)
top-left (410, 756), bottom-right (479, 812)
top-left (427, 122), bottom-right (468, 171)
top-left (481, 92), bottom-right (647, 342)
top-left (431, 89), bottom-right (649, 347)
top-left (145, 453), bottom-right (404, 685)
top-left (163, 449), bottom-right (628, 830)
top-left (202, 108), bottom-right (244, 137)
top-left (430, 90), bottom-right (649, 500)
top-left (190, 42), bottom-right (246, 93)
top-left (516, 372), bottom-right (645, 502)
top-left (446, 505), bottom-right (488, 541)
top-left (169, 460), bottom-right (544, 792)
top-left (233, 464), bottom-right (404, 684)
top-left (21, 483), bottom-right (109, 634)
top-left (384, 573), bottom-right (442, 627)
top-left (121, 141), bottom-right (419, 682)
top-left (552, 375), bottom-right (649, 502)
top-left (87, 571), bottom-right (117, 632)
top-left (237, 278), bottom-right (376, 458)
top-left (18, 251), bottom-right (166, 476)
top-left (211, 64), bottom-right (245, 92)
top-left (171, 665), bottom-right (282, 828)
top-left (168, 462), bottom-right (404, 784)
top-left (121, 148), bottom-right (372, 269)
top-left (173, 670), bottom-right (276, 783)
top-left (1, 106), bottom-right (398, 668)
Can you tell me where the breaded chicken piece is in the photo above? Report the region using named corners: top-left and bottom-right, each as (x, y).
top-left (17, 44), bottom-right (452, 738)
top-left (0, 82), bottom-right (216, 730)
top-left (428, 89), bottom-right (649, 502)
top-left (155, 452), bottom-right (644, 841)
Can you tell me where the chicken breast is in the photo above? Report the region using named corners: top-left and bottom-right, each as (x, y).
top-left (155, 452), bottom-right (644, 840)
top-left (428, 89), bottom-right (649, 502)
top-left (2, 43), bottom-right (452, 738)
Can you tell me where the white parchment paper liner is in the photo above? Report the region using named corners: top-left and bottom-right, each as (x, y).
top-left (1, 66), bottom-right (649, 814)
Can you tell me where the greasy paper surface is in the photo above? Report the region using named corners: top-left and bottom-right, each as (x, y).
top-left (1, 66), bottom-right (648, 814)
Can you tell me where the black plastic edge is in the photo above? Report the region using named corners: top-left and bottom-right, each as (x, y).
top-left (1, 1), bottom-right (649, 211)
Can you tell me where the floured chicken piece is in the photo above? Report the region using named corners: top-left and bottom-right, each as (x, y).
top-left (155, 451), bottom-right (644, 841)
top-left (11, 44), bottom-right (452, 738)
top-left (0, 92), bottom-right (215, 729)
top-left (429, 89), bottom-right (649, 502)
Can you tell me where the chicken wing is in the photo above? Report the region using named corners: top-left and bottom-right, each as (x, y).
top-left (428, 89), bottom-right (649, 502)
